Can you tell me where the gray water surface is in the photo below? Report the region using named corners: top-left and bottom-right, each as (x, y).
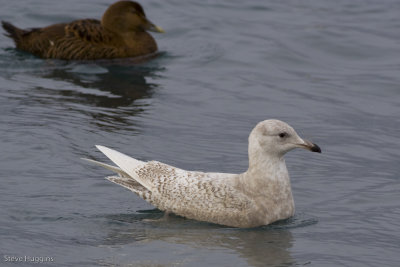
top-left (1, 0), bottom-right (399, 266)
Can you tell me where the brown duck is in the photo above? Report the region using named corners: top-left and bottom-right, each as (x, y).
top-left (1, 1), bottom-right (164, 60)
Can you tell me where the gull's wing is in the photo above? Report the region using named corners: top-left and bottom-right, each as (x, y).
top-left (82, 150), bottom-right (152, 200)
top-left (95, 145), bottom-right (152, 191)
top-left (81, 158), bottom-right (129, 177)
top-left (93, 146), bottom-right (251, 226)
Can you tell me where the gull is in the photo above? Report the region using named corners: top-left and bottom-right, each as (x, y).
top-left (84, 119), bottom-right (321, 228)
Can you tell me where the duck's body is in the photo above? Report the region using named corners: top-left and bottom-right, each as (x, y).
top-left (2, 1), bottom-right (163, 60)
top-left (85, 120), bottom-right (321, 228)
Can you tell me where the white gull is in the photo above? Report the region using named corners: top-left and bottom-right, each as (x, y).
top-left (84, 119), bottom-right (321, 228)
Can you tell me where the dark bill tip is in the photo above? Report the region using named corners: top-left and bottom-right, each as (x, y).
top-left (311, 143), bottom-right (322, 153)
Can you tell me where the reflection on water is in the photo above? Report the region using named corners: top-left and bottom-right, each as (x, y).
top-left (98, 210), bottom-right (317, 266)
top-left (3, 54), bottom-right (165, 132)
top-left (41, 65), bottom-right (157, 108)
top-left (39, 62), bottom-right (161, 130)
top-left (44, 55), bottom-right (164, 107)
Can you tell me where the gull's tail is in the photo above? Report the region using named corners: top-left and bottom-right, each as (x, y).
top-left (81, 158), bottom-right (129, 177)
top-left (93, 145), bottom-right (153, 191)
top-left (82, 145), bottom-right (154, 199)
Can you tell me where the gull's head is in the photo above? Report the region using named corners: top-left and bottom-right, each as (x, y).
top-left (249, 119), bottom-right (321, 158)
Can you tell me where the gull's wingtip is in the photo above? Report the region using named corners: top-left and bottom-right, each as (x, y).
top-left (95, 145), bottom-right (117, 155)
top-left (81, 157), bottom-right (99, 164)
top-left (95, 145), bottom-right (107, 151)
top-left (95, 145), bottom-right (121, 158)
top-left (92, 144), bottom-right (151, 190)
top-left (94, 145), bottom-right (144, 168)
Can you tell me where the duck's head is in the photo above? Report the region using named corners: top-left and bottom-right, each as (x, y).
top-left (249, 119), bottom-right (321, 160)
top-left (101, 1), bottom-right (164, 34)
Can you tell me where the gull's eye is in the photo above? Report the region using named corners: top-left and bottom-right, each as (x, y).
top-left (278, 132), bottom-right (288, 138)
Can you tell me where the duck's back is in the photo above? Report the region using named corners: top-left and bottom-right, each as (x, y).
top-left (2, 19), bottom-right (157, 60)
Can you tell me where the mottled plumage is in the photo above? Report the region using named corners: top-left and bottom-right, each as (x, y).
top-left (84, 120), bottom-right (321, 228)
top-left (1, 1), bottom-right (164, 60)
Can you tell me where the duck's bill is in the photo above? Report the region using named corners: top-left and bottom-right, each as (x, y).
top-left (145, 20), bottom-right (165, 33)
top-left (297, 139), bottom-right (321, 153)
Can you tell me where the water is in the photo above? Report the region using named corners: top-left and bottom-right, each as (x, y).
top-left (0, 0), bottom-right (399, 266)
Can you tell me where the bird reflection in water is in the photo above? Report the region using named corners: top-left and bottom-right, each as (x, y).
top-left (34, 55), bottom-right (164, 130)
top-left (94, 210), bottom-right (318, 266)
